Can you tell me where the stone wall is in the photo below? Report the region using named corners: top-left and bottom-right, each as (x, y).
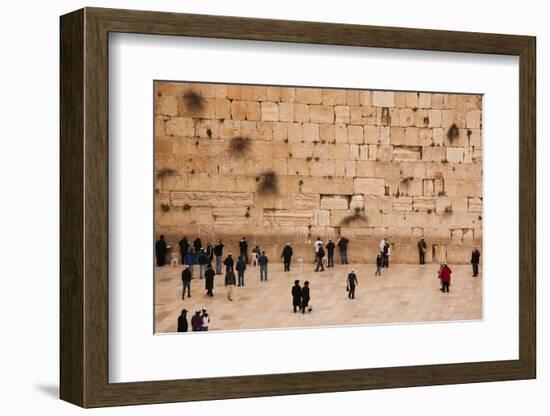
top-left (154, 82), bottom-right (483, 264)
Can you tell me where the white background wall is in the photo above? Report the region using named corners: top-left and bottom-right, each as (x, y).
top-left (0, 0), bottom-right (546, 414)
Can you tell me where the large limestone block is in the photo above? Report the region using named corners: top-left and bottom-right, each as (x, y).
top-left (266, 86), bottom-right (281, 101)
top-left (399, 108), bottom-right (416, 127)
top-left (314, 209), bottom-right (331, 226)
top-left (405, 128), bottom-right (420, 146)
top-left (446, 245), bottom-right (473, 264)
top-left (309, 105), bottom-right (335, 124)
top-left (390, 127), bottom-right (406, 145)
top-left (292, 193), bottom-right (320, 210)
top-left (347, 125), bottom-right (364, 144)
top-left (393, 146), bottom-right (422, 161)
top-left (287, 123), bottom-right (303, 142)
top-left (214, 99), bottom-right (231, 120)
top-left (319, 124), bottom-right (335, 143)
top-left (156, 137), bottom-right (174, 154)
top-left (446, 147), bottom-right (464, 163)
top-left (354, 178), bottom-right (386, 195)
top-left (415, 110), bottom-right (430, 128)
top-left (345, 160), bottom-right (357, 177)
top-left (230, 101), bottom-right (247, 120)
top-left (372, 91), bottom-right (395, 107)
top-left (294, 103), bottom-right (310, 123)
top-left (320, 195), bottom-right (349, 210)
top-left (211, 207), bottom-right (251, 224)
top-left (278, 102), bottom-right (294, 123)
top-left (377, 145), bottom-right (394, 162)
top-left (418, 93), bottom-right (432, 109)
top-left (466, 110), bottom-right (482, 129)
top-left (468, 197), bottom-right (483, 212)
top-left (295, 88), bottom-right (323, 104)
top-left (322, 89), bottom-right (347, 105)
top-left (364, 125), bottom-right (380, 144)
top-left (303, 123), bottom-right (320, 142)
top-left (334, 105), bottom-right (350, 124)
top-left (428, 110), bottom-right (442, 127)
top-left (261, 102), bottom-right (279, 122)
top-left (280, 88), bottom-right (296, 103)
top-left (398, 178), bottom-right (423, 196)
top-left (361, 106), bottom-right (377, 125)
top-left (364, 195), bottom-right (392, 213)
top-left (301, 177), bottom-right (354, 195)
top-left (347, 90), bottom-right (361, 106)
top-left (263, 209), bottom-right (314, 226)
top-left (255, 193), bottom-right (292, 210)
top-left (422, 146), bottom-right (446, 162)
top-left (186, 173), bottom-right (236, 192)
top-left (413, 196), bottom-right (436, 212)
top-left (356, 161), bottom-right (376, 178)
top-left (156, 96), bottom-right (178, 116)
top-left (165, 117), bottom-right (194, 137)
top-left (393, 196), bottom-right (413, 211)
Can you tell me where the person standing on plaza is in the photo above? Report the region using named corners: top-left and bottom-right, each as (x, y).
top-left (347, 270), bottom-right (358, 299)
top-left (178, 236), bottom-right (189, 265)
top-left (193, 236), bottom-right (202, 258)
top-left (213, 240), bottom-right (224, 275)
top-left (281, 243), bottom-right (293, 272)
top-left (185, 247), bottom-right (195, 277)
top-left (471, 247), bottom-right (481, 277)
top-left (236, 256), bottom-right (246, 287)
top-left (439, 263), bottom-right (452, 293)
top-left (315, 244), bottom-right (325, 272)
top-left (239, 237), bottom-right (249, 264)
top-left (155, 235), bottom-right (167, 267)
top-left (201, 309), bottom-right (210, 331)
top-left (314, 237), bottom-right (323, 263)
top-left (223, 253), bottom-right (234, 271)
top-left (225, 266), bottom-right (236, 301)
top-left (258, 251), bottom-right (269, 281)
top-left (204, 264), bottom-right (215, 297)
top-left (326, 239), bottom-right (335, 268)
top-left (300, 281), bottom-right (311, 313)
top-left (374, 253), bottom-right (383, 276)
top-left (181, 265), bottom-right (192, 299)
top-left (251, 245), bottom-right (261, 266)
top-left (291, 280), bottom-right (302, 313)
top-left (379, 237), bottom-right (386, 255)
top-left (191, 310), bottom-right (203, 332)
top-left (177, 309), bottom-right (188, 333)
top-left (197, 249), bottom-right (209, 279)
top-left (418, 238), bottom-right (427, 265)
top-left (337, 236), bottom-right (349, 265)
top-left (382, 242), bottom-right (391, 268)
top-left (206, 241), bottom-right (214, 266)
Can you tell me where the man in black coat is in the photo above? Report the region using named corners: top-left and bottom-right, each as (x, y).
top-left (193, 236), bottom-right (202, 256)
top-left (178, 237), bottom-right (189, 265)
top-left (177, 309), bottom-right (188, 332)
top-left (204, 265), bottom-right (215, 296)
top-left (337, 236), bottom-right (349, 264)
top-left (471, 247), bottom-right (481, 277)
top-left (291, 280), bottom-right (302, 313)
top-left (281, 243), bottom-right (293, 272)
top-left (300, 281), bottom-right (311, 313)
top-left (315, 245), bottom-right (325, 272)
top-left (213, 240), bottom-right (224, 275)
top-left (239, 237), bottom-right (248, 264)
top-left (181, 265), bottom-right (192, 299)
top-left (326, 239), bottom-right (335, 267)
top-left (155, 235), bottom-right (167, 266)
top-left (418, 238), bottom-right (427, 265)
top-left (223, 253), bottom-right (234, 271)
top-left (347, 270), bottom-right (358, 299)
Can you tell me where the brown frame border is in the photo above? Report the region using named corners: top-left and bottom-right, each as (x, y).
top-left (60, 7), bottom-right (536, 408)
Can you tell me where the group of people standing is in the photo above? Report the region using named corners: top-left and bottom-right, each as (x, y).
top-left (291, 280), bottom-right (311, 313)
top-left (177, 308), bottom-right (210, 332)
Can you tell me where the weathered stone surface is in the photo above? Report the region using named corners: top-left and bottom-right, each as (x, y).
top-left (165, 117), bottom-right (194, 137)
top-left (320, 195), bottom-right (349, 210)
top-left (156, 82), bottom-right (483, 263)
top-left (354, 178), bottom-right (386, 195)
top-left (372, 91), bottom-right (395, 107)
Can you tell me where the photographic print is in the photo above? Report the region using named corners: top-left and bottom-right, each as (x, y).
top-left (154, 81), bottom-right (483, 334)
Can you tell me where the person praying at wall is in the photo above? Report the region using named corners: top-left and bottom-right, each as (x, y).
top-left (326, 239), bottom-right (335, 268)
top-left (155, 235), bottom-right (167, 267)
top-left (281, 243), bottom-right (293, 272)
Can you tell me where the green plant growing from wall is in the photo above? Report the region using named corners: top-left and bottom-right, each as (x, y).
top-left (447, 123), bottom-right (459, 143)
top-left (182, 204), bottom-right (191, 211)
top-left (256, 170), bottom-right (279, 193)
top-left (182, 90), bottom-right (206, 112)
top-left (229, 136), bottom-right (251, 155)
top-left (160, 204), bottom-right (171, 213)
top-left (340, 209), bottom-right (367, 226)
top-left (156, 167), bottom-right (177, 180)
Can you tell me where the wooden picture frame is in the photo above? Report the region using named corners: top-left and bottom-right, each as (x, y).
top-left (60, 7), bottom-right (536, 408)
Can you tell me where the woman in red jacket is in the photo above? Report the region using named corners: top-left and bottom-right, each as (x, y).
top-left (439, 264), bottom-right (452, 293)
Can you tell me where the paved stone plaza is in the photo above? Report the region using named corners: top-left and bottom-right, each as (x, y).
top-left (155, 262), bottom-right (482, 333)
